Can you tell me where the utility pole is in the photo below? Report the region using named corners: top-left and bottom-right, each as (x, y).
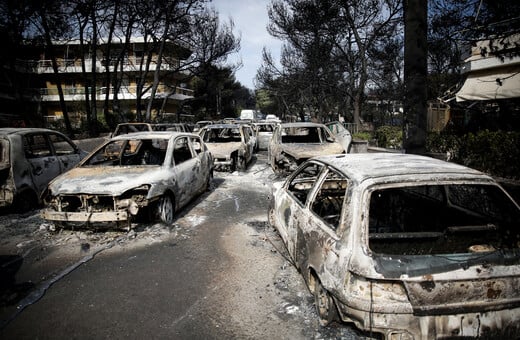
top-left (403, 0), bottom-right (428, 154)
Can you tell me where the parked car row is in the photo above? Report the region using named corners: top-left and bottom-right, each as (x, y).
top-left (3, 124), bottom-right (519, 338)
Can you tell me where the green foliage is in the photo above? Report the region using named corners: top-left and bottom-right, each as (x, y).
top-left (352, 132), bottom-right (372, 141)
top-left (427, 130), bottom-right (520, 179)
top-left (374, 126), bottom-right (402, 149)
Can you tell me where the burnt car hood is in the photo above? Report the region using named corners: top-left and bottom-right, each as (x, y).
top-left (281, 143), bottom-right (344, 159)
top-left (206, 142), bottom-right (242, 158)
top-left (47, 166), bottom-right (158, 195)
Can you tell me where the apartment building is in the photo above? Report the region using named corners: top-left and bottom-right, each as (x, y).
top-left (1, 37), bottom-right (194, 128)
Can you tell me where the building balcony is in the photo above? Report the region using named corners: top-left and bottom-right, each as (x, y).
top-left (16, 57), bottom-right (188, 74)
top-left (38, 85), bottom-right (194, 102)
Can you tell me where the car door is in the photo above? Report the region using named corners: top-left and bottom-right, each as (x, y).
top-left (48, 132), bottom-right (83, 172)
top-left (303, 168), bottom-right (348, 279)
top-left (22, 132), bottom-right (61, 194)
top-left (189, 135), bottom-right (211, 188)
top-left (240, 126), bottom-right (253, 162)
top-left (171, 136), bottom-right (199, 206)
top-left (274, 162), bottom-right (325, 264)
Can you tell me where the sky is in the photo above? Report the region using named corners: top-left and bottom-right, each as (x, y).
top-left (210, 0), bottom-right (282, 90)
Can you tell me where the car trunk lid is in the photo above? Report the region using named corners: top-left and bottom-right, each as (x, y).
top-left (403, 270), bottom-right (520, 315)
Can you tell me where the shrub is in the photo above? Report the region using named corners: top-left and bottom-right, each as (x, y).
top-left (374, 126), bottom-right (402, 149)
top-left (427, 130), bottom-right (520, 179)
top-left (352, 131), bottom-right (372, 141)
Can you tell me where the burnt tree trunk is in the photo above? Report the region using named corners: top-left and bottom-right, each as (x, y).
top-left (403, 0), bottom-right (427, 154)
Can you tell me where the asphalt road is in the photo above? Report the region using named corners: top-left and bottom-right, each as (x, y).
top-left (0, 154), bottom-right (362, 339)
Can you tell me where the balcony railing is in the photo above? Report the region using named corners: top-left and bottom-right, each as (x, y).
top-left (16, 56), bottom-right (185, 74)
top-left (38, 85), bottom-right (193, 100)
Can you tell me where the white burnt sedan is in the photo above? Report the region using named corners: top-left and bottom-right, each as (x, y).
top-left (199, 124), bottom-right (255, 172)
top-left (41, 131), bottom-right (213, 229)
top-left (268, 122), bottom-right (345, 174)
top-left (269, 153), bottom-right (520, 339)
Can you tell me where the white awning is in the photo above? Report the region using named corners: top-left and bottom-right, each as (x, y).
top-left (170, 93), bottom-right (193, 101)
top-left (456, 66), bottom-right (520, 101)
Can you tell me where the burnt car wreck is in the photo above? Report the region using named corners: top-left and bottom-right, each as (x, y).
top-left (41, 131), bottom-right (213, 229)
top-left (268, 122), bottom-right (345, 174)
top-left (269, 153), bottom-right (520, 339)
top-left (199, 124), bottom-right (255, 172)
top-left (0, 128), bottom-right (87, 212)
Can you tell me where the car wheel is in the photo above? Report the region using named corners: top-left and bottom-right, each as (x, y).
top-left (230, 157), bottom-right (237, 172)
top-left (156, 194), bottom-right (174, 225)
top-left (236, 156), bottom-right (246, 171)
top-left (313, 276), bottom-right (339, 326)
top-left (204, 171), bottom-right (213, 192)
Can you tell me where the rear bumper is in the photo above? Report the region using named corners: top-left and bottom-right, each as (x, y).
top-left (337, 302), bottom-right (520, 339)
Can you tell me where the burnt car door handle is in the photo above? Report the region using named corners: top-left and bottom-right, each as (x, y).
top-left (33, 166), bottom-right (43, 175)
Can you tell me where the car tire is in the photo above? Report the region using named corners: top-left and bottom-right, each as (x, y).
top-left (204, 171), bottom-right (213, 192)
top-left (237, 156), bottom-right (246, 171)
top-left (156, 194), bottom-right (174, 225)
top-left (230, 157), bottom-right (237, 172)
top-left (312, 275), bottom-right (339, 326)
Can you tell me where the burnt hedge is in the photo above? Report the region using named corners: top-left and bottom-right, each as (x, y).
top-left (363, 127), bottom-right (519, 180)
top-left (427, 130), bottom-right (520, 180)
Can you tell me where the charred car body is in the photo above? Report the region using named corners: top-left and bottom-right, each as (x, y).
top-left (253, 122), bottom-right (277, 151)
top-left (325, 121), bottom-right (352, 153)
top-left (0, 128), bottom-right (87, 212)
top-left (41, 131), bottom-right (213, 228)
top-left (268, 122), bottom-right (345, 174)
top-left (269, 153), bottom-right (520, 339)
top-left (199, 124), bottom-right (255, 172)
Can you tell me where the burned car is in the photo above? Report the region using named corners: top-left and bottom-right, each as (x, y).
top-left (41, 131), bottom-right (213, 228)
top-left (253, 122), bottom-right (277, 151)
top-left (199, 124), bottom-right (255, 172)
top-left (0, 128), bottom-right (87, 212)
top-left (325, 121), bottom-right (352, 152)
top-left (268, 122), bottom-right (345, 174)
top-left (112, 122), bottom-right (153, 136)
top-left (269, 153), bottom-right (520, 339)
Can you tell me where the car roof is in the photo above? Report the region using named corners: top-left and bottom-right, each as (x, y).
top-left (110, 131), bottom-right (197, 140)
top-left (0, 128), bottom-right (65, 136)
top-left (280, 122), bottom-right (325, 128)
top-left (312, 153), bottom-right (491, 183)
top-left (116, 122), bottom-right (151, 126)
top-left (202, 123), bottom-right (244, 129)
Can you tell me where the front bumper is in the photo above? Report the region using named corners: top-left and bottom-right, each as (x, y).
top-left (41, 209), bottom-right (129, 222)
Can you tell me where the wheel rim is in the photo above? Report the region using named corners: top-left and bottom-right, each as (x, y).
top-left (158, 195), bottom-right (174, 224)
top-left (313, 278), bottom-right (336, 325)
